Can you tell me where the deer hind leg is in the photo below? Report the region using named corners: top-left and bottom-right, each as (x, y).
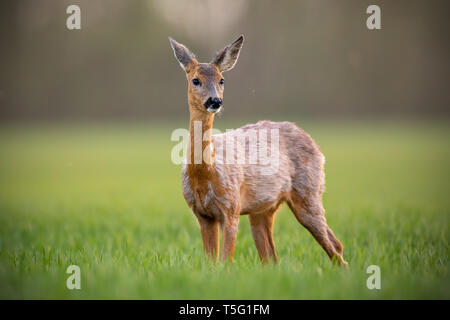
top-left (197, 215), bottom-right (220, 262)
top-left (220, 215), bottom-right (240, 263)
top-left (288, 195), bottom-right (347, 265)
top-left (249, 209), bottom-right (278, 264)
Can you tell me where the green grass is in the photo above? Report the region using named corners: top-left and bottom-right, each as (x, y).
top-left (0, 120), bottom-right (449, 299)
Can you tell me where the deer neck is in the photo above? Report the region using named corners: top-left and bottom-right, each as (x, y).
top-left (187, 105), bottom-right (215, 169)
top-left (186, 104), bottom-right (226, 203)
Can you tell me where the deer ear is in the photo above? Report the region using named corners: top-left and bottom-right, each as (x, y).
top-left (212, 35), bottom-right (244, 72)
top-left (169, 37), bottom-right (197, 72)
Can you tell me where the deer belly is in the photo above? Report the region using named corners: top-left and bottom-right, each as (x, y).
top-left (239, 182), bottom-right (287, 215)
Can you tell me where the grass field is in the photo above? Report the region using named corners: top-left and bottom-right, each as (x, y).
top-left (0, 120), bottom-right (449, 299)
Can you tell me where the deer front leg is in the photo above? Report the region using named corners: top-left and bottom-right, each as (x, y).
top-left (197, 215), bottom-right (220, 262)
top-left (220, 215), bottom-right (240, 263)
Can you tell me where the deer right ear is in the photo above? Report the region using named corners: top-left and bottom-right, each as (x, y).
top-left (212, 35), bottom-right (244, 72)
top-left (169, 37), bottom-right (197, 72)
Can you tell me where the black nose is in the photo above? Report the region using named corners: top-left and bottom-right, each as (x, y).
top-left (205, 97), bottom-right (222, 109)
top-left (211, 97), bottom-right (222, 107)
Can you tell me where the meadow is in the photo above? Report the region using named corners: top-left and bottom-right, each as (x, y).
top-left (0, 120), bottom-right (448, 299)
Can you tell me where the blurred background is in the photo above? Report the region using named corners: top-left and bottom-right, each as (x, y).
top-left (1, 0), bottom-right (449, 121)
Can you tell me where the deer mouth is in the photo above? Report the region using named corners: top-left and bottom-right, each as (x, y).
top-left (206, 105), bottom-right (222, 113)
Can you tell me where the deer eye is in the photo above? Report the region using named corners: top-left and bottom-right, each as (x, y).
top-left (192, 78), bottom-right (201, 86)
top-left (219, 79), bottom-right (225, 85)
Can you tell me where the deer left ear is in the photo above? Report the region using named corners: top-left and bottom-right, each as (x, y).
top-left (212, 35), bottom-right (244, 72)
top-left (169, 37), bottom-right (198, 72)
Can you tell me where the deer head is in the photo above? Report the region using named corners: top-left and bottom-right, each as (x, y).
top-left (169, 35), bottom-right (244, 114)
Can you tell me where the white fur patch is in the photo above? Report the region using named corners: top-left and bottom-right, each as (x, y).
top-left (181, 162), bottom-right (195, 205)
top-left (207, 106), bottom-right (221, 113)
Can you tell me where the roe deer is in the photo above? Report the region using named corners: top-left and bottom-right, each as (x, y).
top-left (169, 35), bottom-right (347, 265)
